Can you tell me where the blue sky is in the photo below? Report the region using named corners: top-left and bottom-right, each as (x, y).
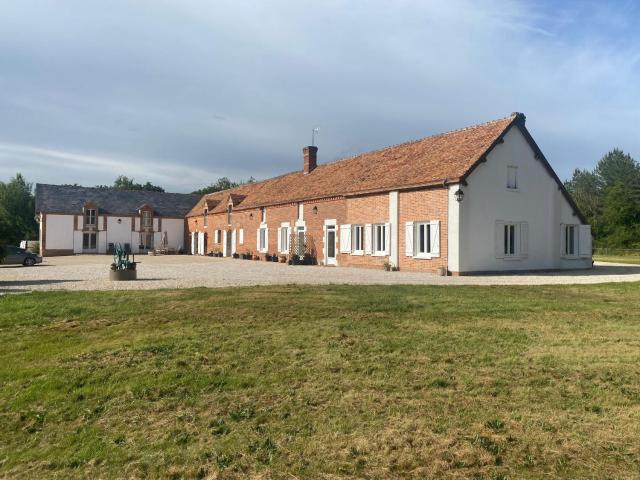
top-left (0, 0), bottom-right (638, 192)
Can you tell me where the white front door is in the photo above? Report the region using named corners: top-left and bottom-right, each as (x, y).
top-left (325, 225), bottom-right (337, 266)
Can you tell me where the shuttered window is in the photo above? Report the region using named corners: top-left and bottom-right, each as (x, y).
top-left (495, 221), bottom-right (528, 259)
top-left (373, 224), bottom-right (387, 255)
top-left (352, 225), bottom-right (363, 253)
top-left (406, 220), bottom-right (440, 258)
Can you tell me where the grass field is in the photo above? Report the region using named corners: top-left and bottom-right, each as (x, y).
top-left (1, 284), bottom-right (640, 479)
top-left (595, 254), bottom-right (640, 265)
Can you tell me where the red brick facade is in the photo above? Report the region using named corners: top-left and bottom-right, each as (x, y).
top-left (187, 187), bottom-right (450, 273)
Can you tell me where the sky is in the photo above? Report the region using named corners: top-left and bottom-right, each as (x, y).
top-left (0, 0), bottom-right (639, 193)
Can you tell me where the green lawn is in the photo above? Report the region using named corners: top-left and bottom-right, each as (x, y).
top-left (1, 285), bottom-right (640, 479)
top-left (594, 254), bottom-right (640, 265)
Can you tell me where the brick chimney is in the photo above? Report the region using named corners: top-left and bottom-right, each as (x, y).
top-left (303, 146), bottom-right (318, 174)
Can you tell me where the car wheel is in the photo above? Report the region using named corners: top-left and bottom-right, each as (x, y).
top-left (23, 258), bottom-right (36, 267)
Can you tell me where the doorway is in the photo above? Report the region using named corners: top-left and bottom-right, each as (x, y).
top-left (325, 225), bottom-right (337, 266)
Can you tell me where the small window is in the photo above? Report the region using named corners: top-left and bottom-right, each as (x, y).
top-left (280, 226), bottom-right (289, 252)
top-left (203, 209), bottom-right (208, 227)
top-left (297, 203), bottom-right (303, 221)
top-left (227, 205), bottom-right (232, 224)
top-left (507, 166), bottom-right (518, 189)
top-left (352, 225), bottom-right (364, 252)
top-left (373, 224), bottom-right (387, 254)
top-left (504, 224), bottom-right (517, 256)
top-left (259, 227), bottom-right (267, 251)
top-left (142, 211), bottom-right (153, 228)
top-left (85, 208), bottom-right (97, 226)
top-left (415, 222), bottom-right (432, 256)
top-left (261, 208), bottom-right (266, 223)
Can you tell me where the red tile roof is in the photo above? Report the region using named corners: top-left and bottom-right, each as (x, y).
top-left (188, 113), bottom-right (521, 216)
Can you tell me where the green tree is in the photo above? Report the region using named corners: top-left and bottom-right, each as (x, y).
top-left (595, 148), bottom-right (640, 191)
top-left (0, 173), bottom-right (38, 245)
top-left (96, 176), bottom-right (165, 192)
top-left (564, 168), bottom-right (601, 227)
top-left (192, 176), bottom-right (255, 195)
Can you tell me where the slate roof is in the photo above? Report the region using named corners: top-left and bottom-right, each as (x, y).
top-left (36, 184), bottom-right (200, 217)
top-left (188, 113), bottom-right (522, 217)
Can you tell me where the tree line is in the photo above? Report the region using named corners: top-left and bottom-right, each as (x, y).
top-left (564, 148), bottom-right (640, 248)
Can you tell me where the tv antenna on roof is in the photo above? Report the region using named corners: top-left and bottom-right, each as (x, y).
top-left (311, 127), bottom-right (319, 147)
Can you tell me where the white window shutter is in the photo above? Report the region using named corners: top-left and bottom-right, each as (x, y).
top-left (430, 220), bottom-right (440, 257)
top-left (340, 224), bottom-right (352, 253)
top-left (520, 222), bottom-right (529, 258)
top-left (265, 228), bottom-right (269, 253)
top-left (384, 223), bottom-right (391, 255)
top-left (222, 230), bottom-right (227, 256)
top-left (405, 222), bottom-right (414, 256)
top-left (364, 224), bottom-right (372, 255)
top-left (257, 228), bottom-right (260, 251)
top-left (579, 225), bottom-right (592, 257)
top-left (231, 229), bottom-right (237, 254)
top-left (277, 227), bottom-right (282, 253)
top-left (495, 221), bottom-right (505, 259)
top-left (560, 223), bottom-right (566, 257)
top-left (239, 228), bottom-right (244, 245)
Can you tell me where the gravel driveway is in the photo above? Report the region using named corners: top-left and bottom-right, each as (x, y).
top-left (1, 255), bottom-right (639, 293)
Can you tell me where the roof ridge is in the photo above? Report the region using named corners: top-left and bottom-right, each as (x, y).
top-left (317, 113), bottom-right (519, 168)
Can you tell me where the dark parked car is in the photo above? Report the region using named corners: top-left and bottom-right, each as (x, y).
top-left (1, 245), bottom-right (42, 266)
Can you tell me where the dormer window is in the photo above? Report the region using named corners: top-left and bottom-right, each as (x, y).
top-left (227, 205), bottom-right (232, 224)
top-left (261, 207), bottom-right (266, 223)
top-left (142, 210), bottom-right (153, 228)
top-left (203, 209), bottom-right (208, 227)
top-left (85, 208), bottom-right (97, 226)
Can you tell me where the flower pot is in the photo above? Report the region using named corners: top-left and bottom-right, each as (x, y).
top-left (109, 269), bottom-right (137, 281)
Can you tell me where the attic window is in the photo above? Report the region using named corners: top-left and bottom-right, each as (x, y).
top-left (203, 209), bottom-right (208, 227)
top-left (142, 210), bottom-right (153, 228)
top-left (85, 208), bottom-right (97, 226)
top-left (227, 205), bottom-right (232, 224)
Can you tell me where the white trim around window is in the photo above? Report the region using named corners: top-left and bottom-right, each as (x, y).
top-left (405, 220), bottom-right (440, 259)
top-left (495, 221), bottom-right (528, 260)
top-left (372, 223), bottom-right (389, 256)
top-left (351, 224), bottom-right (364, 255)
top-left (278, 222), bottom-right (290, 254)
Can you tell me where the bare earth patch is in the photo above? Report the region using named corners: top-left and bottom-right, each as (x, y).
top-left (1, 255), bottom-right (640, 293)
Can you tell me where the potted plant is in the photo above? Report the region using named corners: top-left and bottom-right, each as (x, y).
top-left (271, 253), bottom-right (279, 262)
top-left (383, 261), bottom-right (395, 272)
top-left (279, 255), bottom-right (287, 263)
top-left (232, 252), bottom-right (240, 259)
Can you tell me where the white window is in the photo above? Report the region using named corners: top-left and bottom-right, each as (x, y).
top-left (297, 203), bottom-right (303, 221)
top-left (507, 166), bottom-right (518, 189)
top-left (259, 227), bottom-right (267, 252)
top-left (495, 221), bottom-right (528, 260)
top-left (373, 224), bottom-right (387, 255)
top-left (261, 207), bottom-right (266, 223)
top-left (239, 228), bottom-right (244, 245)
top-left (415, 222), bottom-right (431, 256)
top-left (83, 232), bottom-right (97, 249)
top-left (561, 223), bottom-right (588, 258)
top-left (85, 208), bottom-right (96, 226)
top-left (279, 225), bottom-right (289, 253)
top-left (504, 224), bottom-right (517, 256)
top-left (352, 225), bottom-right (364, 253)
top-left (405, 221), bottom-right (440, 258)
top-left (142, 211), bottom-right (153, 228)
top-left (203, 209), bottom-right (208, 227)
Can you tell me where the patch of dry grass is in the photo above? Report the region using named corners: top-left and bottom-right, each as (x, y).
top-left (1, 284), bottom-right (640, 479)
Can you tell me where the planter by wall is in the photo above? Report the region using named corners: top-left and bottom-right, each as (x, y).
top-left (109, 269), bottom-right (137, 281)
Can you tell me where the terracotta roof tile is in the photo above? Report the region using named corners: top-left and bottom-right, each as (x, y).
top-left (187, 113), bottom-right (519, 216)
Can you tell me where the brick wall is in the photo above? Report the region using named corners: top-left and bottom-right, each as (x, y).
top-left (398, 188), bottom-right (448, 272)
top-left (186, 187), bottom-right (450, 271)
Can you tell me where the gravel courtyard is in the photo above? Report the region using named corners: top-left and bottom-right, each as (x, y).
top-left (2, 254), bottom-right (640, 293)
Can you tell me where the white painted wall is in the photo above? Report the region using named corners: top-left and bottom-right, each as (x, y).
top-left (457, 127), bottom-right (591, 272)
top-left (162, 218), bottom-right (185, 251)
top-left (447, 186), bottom-right (461, 272)
top-left (106, 217), bottom-right (133, 248)
top-left (45, 214), bottom-right (74, 250)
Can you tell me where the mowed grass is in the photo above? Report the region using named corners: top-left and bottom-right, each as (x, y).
top-left (595, 254), bottom-right (640, 265)
top-left (1, 284), bottom-right (640, 479)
